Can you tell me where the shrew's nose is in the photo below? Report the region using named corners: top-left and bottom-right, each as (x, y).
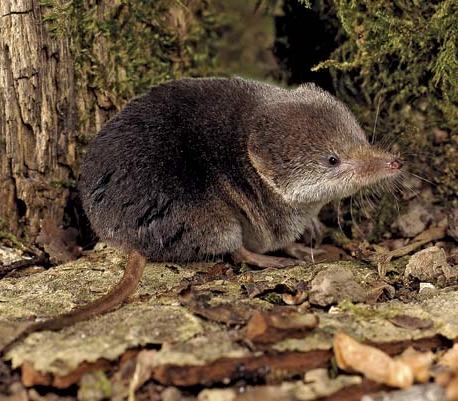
top-left (387, 159), bottom-right (403, 170)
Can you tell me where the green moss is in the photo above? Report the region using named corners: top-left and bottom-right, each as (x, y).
top-left (78, 371), bottom-right (112, 401)
top-left (0, 232), bottom-right (24, 249)
top-left (261, 292), bottom-right (285, 304)
top-left (0, 219), bottom-right (24, 249)
top-left (337, 299), bottom-right (393, 320)
top-left (40, 0), bottom-right (230, 138)
top-left (50, 179), bottom-right (77, 189)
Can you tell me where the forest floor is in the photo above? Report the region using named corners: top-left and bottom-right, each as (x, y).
top-left (0, 200), bottom-right (458, 401)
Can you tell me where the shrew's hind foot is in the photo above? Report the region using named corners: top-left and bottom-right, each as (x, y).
top-left (232, 247), bottom-right (304, 269)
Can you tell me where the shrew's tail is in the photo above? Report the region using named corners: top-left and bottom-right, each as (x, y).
top-left (26, 249), bottom-right (146, 332)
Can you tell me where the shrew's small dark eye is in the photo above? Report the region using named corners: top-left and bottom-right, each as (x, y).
top-left (328, 156), bottom-right (340, 166)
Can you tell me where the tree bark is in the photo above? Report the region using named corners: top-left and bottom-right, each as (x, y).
top-left (0, 0), bottom-right (77, 241)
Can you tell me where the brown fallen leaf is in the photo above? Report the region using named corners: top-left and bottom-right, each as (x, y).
top-left (20, 359), bottom-right (112, 388)
top-left (282, 280), bottom-right (308, 305)
top-left (365, 281), bottom-right (396, 304)
top-left (397, 347), bottom-right (433, 383)
top-left (180, 287), bottom-right (252, 325)
top-left (181, 291), bottom-right (253, 325)
top-left (286, 243), bottom-right (352, 263)
top-left (333, 332), bottom-right (414, 389)
top-left (389, 315), bottom-right (434, 331)
top-left (282, 291), bottom-right (308, 306)
top-left (447, 376), bottom-right (458, 401)
top-left (190, 303), bottom-right (252, 326)
top-left (342, 239), bottom-right (374, 260)
top-left (439, 344), bottom-right (458, 370)
top-left (180, 263), bottom-right (236, 289)
top-left (434, 345), bottom-right (458, 401)
top-left (245, 309), bottom-right (318, 344)
top-left (434, 369), bottom-right (454, 388)
top-left (21, 361), bottom-right (52, 387)
top-left (316, 244), bottom-right (353, 262)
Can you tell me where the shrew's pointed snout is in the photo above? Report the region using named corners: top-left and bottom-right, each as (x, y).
top-left (387, 159), bottom-right (403, 170)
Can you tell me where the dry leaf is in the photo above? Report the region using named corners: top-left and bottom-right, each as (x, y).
top-left (181, 289), bottom-right (253, 325)
top-left (282, 291), bottom-right (308, 305)
top-left (439, 344), bottom-right (458, 370)
top-left (390, 315), bottom-right (434, 330)
top-left (245, 310), bottom-right (318, 344)
top-left (333, 332), bottom-right (413, 388)
top-left (397, 347), bottom-right (433, 383)
top-left (365, 281), bottom-right (396, 303)
top-left (447, 376), bottom-right (458, 401)
top-left (21, 361), bottom-right (52, 387)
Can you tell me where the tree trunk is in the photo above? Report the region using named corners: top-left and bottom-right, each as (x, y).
top-left (0, 0), bottom-right (77, 242)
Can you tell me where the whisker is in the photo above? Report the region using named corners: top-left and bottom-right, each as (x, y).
top-left (405, 171), bottom-right (436, 186)
top-left (362, 195), bottom-right (375, 218)
top-left (397, 176), bottom-right (420, 198)
top-left (371, 95), bottom-right (383, 145)
top-left (337, 199), bottom-right (344, 233)
top-left (362, 192), bottom-right (376, 213)
top-left (377, 136), bottom-right (399, 153)
top-left (402, 151), bottom-right (435, 157)
top-left (350, 196), bottom-right (364, 238)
